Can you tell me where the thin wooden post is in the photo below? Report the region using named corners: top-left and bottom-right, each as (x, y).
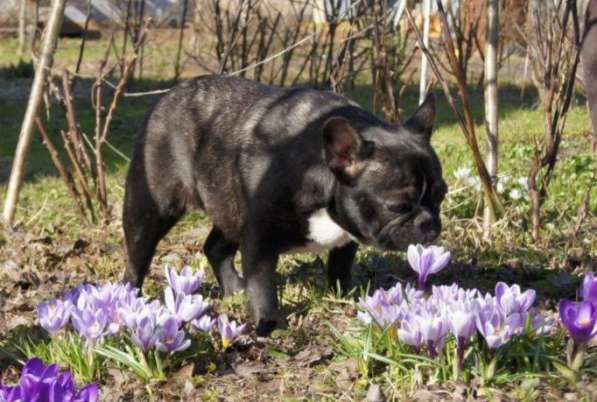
top-left (419, 0), bottom-right (431, 105)
top-left (483, 0), bottom-right (499, 239)
top-left (3, 0), bottom-right (66, 227)
top-left (17, 0), bottom-right (28, 55)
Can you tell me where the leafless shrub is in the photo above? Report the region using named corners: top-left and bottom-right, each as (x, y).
top-left (521, 0), bottom-right (583, 241)
top-left (37, 22), bottom-right (148, 224)
top-left (191, 0), bottom-right (336, 85)
top-left (439, 0), bottom-right (485, 85)
top-left (361, 0), bottom-right (415, 122)
top-left (190, 0), bottom-right (417, 117)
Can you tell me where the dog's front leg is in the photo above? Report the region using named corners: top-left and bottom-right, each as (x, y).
top-left (241, 235), bottom-right (283, 336)
top-left (328, 241), bottom-right (358, 294)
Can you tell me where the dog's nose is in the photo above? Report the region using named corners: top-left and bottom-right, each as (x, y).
top-left (414, 211), bottom-right (434, 232)
top-left (414, 211), bottom-right (441, 240)
top-left (416, 217), bottom-right (433, 233)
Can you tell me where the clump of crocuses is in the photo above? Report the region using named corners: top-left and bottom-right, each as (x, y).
top-left (558, 272), bottom-right (597, 373)
top-left (358, 246), bottom-right (548, 363)
top-left (0, 358), bottom-right (98, 402)
top-left (36, 264), bottom-right (247, 354)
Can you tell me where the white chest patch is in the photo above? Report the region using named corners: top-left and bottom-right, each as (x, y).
top-left (287, 208), bottom-right (353, 254)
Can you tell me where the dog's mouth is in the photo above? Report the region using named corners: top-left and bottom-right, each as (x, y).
top-left (374, 211), bottom-right (441, 251)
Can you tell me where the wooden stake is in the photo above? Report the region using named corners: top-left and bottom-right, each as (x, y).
top-left (3, 0), bottom-right (66, 227)
top-left (17, 0), bottom-right (28, 56)
top-left (483, 0), bottom-right (499, 240)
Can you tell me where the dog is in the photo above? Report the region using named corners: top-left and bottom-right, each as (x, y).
top-left (122, 75), bottom-right (447, 336)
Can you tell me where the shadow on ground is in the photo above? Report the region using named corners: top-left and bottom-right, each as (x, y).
top-left (281, 249), bottom-right (582, 309)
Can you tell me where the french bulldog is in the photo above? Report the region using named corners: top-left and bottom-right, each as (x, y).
top-left (122, 75), bottom-right (447, 336)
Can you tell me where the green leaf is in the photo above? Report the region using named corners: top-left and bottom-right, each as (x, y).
top-left (265, 347), bottom-right (290, 360)
top-left (95, 344), bottom-right (152, 382)
top-left (553, 361), bottom-right (577, 384)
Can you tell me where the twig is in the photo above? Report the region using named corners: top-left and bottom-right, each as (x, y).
top-left (60, 129), bottom-right (97, 223)
top-left (75, 0), bottom-right (92, 75)
top-left (35, 118), bottom-right (89, 222)
top-left (62, 70), bottom-right (93, 174)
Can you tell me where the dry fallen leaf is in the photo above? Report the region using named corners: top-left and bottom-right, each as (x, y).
top-left (293, 345), bottom-right (333, 367)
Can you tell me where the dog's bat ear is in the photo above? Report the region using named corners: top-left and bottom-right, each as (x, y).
top-left (404, 93), bottom-right (435, 139)
top-left (322, 117), bottom-right (374, 184)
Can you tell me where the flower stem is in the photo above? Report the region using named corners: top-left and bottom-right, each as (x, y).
top-left (87, 341), bottom-right (95, 380)
top-left (568, 341), bottom-right (586, 373)
top-left (155, 350), bottom-right (165, 379)
top-left (427, 340), bottom-right (437, 358)
top-left (452, 345), bottom-right (460, 381)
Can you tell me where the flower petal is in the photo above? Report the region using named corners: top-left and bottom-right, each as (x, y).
top-left (407, 244), bottom-right (421, 273)
top-left (429, 251), bottom-right (451, 274)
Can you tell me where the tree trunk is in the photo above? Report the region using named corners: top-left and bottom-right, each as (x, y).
top-left (419, 0), bottom-right (431, 104)
top-left (17, 0), bottom-right (28, 56)
top-left (3, 0), bottom-right (66, 227)
top-left (483, 0), bottom-right (499, 239)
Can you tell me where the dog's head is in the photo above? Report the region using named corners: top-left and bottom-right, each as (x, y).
top-left (324, 94), bottom-right (447, 250)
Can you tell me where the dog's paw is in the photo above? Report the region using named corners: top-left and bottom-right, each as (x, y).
top-left (256, 319), bottom-right (278, 337)
top-left (255, 315), bottom-right (288, 337)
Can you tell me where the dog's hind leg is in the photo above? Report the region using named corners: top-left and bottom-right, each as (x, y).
top-left (203, 227), bottom-right (244, 296)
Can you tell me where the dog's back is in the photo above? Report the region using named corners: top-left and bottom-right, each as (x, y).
top-left (130, 76), bottom-right (358, 237)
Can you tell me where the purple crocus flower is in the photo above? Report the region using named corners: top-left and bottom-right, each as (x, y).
top-left (15, 358), bottom-right (59, 401)
top-left (90, 283), bottom-right (136, 311)
top-left (165, 265), bottom-right (204, 296)
top-left (407, 244), bottom-right (451, 289)
top-left (559, 300), bottom-right (597, 344)
top-left (419, 312), bottom-right (449, 357)
top-left (62, 283), bottom-right (94, 309)
top-left (119, 299), bottom-right (161, 329)
top-left (403, 282), bottom-right (425, 303)
top-left (382, 283), bottom-right (405, 305)
top-left (432, 284), bottom-right (478, 304)
top-left (447, 306), bottom-right (477, 368)
top-left (129, 314), bottom-right (160, 352)
top-left (70, 308), bottom-right (114, 342)
top-left (192, 315), bottom-right (216, 332)
top-left (66, 283), bottom-right (139, 337)
top-left (475, 303), bottom-right (524, 349)
top-left (357, 290), bottom-right (402, 329)
top-left (397, 307), bottom-right (448, 357)
top-left (164, 287), bottom-right (210, 325)
top-left (0, 384), bottom-right (20, 402)
top-left (37, 299), bottom-right (71, 332)
top-left (494, 282), bottom-right (536, 316)
top-left (397, 314), bottom-right (423, 349)
top-left (582, 273), bottom-right (597, 307)
top-left (531, 312), bottom-right (555, 335)
top-left (449, 309), bottom-right (476, 347)
top-left (217, 314), bottom-right (246, 348)
top-left (0, 358), bottom-right (99, 402)
top-left (73, 384), bottom-right (100, 402)
top-left (156, 317), bottom-right (191, 353)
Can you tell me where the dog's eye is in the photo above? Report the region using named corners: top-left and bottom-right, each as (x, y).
top-left (387, 202), bottom-right (414, 215)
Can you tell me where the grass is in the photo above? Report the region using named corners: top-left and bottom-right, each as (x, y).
top-left (0, 34), bottom-right (595, 400)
